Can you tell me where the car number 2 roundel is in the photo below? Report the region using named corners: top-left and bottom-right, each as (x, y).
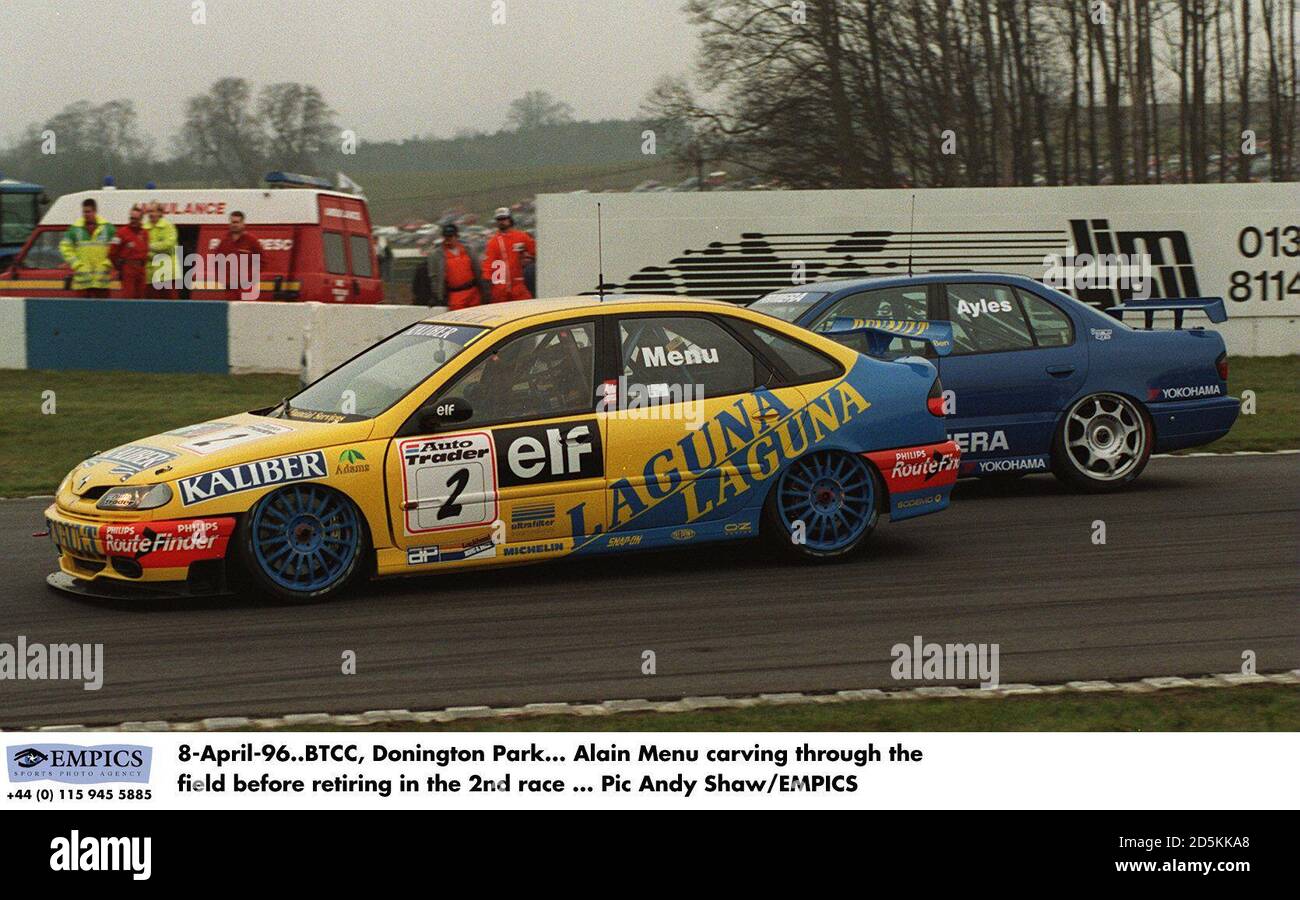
top-left (400, 432), bottom-right (497, 534)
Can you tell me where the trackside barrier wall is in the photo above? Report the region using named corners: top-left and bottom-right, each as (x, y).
top-left (0, 297), bottom-right (439, 379)
top-left (538, 182), bottom-right (1300, 357)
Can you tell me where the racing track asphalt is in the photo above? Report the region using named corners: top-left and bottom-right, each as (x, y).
top-left (0, 454), bottom-right (1296, 728)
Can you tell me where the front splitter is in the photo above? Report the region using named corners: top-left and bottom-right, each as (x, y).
top-left (46, 570), bottom-right (219, 600)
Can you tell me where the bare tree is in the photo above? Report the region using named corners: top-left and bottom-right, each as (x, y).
top-left (1237, 0), bottom-right (1253, 181)
top-left (648, 0), bottom-right (1291, 189)
top-left (178, 78), bottom-right (267, 185)
top-left (258, 83), bottom-right (336, 173)
top-left (505, 91), bottom-right (575, 131)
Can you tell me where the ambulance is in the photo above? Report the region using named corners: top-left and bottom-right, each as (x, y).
top-left (0, 182), bottom-right (383, 302)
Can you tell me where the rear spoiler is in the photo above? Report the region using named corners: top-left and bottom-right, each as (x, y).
top-left (816, 316), bottom-right (954, 357)
top-left (1105, 297), bottom-right (1227, 329)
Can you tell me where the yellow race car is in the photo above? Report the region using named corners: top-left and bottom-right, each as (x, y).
top-left (44, 297), bottom-right (960, 602)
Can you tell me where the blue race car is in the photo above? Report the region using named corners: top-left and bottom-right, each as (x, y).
top-left (751, 273), bottom-right (1240, 492)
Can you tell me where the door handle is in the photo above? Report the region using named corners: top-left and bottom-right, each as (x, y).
top-left (1046, 365), bottom-right (1076, 377)
top-left (750, 410), bottom-right (782, 421)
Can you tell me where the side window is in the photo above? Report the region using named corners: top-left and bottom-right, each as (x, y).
top-left (349, 235), bottom-right (373, 277)
top-left (444, 321), bottom-right (595, 426)
top-left (814, 286), bottom-right (930, 326)
top-left (23, 230), bottom-right (67, 269)
top-left (812, 286), bottom-right (931, 356)
top-left (744, 324), bottom-right (843, 384)
top-left (1017, 289), bottom-right (1074, 347)
top-left (620, 316), bottom-right (758, 400)
top-left (322, 231), bottom-right (347, 275)
top-left (946, 284), bottom-right (1034, 354)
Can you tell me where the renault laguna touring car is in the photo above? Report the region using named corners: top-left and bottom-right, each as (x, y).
top-left (44, 296), bottom-right (959, 603)
top-left (752, 273), bottom-right (1240, 491)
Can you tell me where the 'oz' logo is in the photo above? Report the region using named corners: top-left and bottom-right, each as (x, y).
top-left (493, 420), bottom-right (603, 487)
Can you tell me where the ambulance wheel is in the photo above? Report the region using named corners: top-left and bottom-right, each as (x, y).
top-left (237, 484), bottom-right (367, 603)
top-left (764, 450), bottom-right (880, 560)
top-left (1052, 392), bottom-right (1151, 493)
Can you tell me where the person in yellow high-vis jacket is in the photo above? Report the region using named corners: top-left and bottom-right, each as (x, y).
top-left (143, 202), bottom-right (180, 299)
top-left (58, 198), bottom-right (116, 297)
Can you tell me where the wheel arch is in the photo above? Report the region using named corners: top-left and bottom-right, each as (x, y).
top-left (236, 480), bottom-right (374, 598)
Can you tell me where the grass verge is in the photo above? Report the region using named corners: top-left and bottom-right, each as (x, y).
top-left (0, 370), bottom-right (300, 497)
top-left (1209, 354), bottom-right (1300, 453)
top-left (0, 356), bottom-right (1292, 497)
top-left (253, 685), bottom-right (1299, 732)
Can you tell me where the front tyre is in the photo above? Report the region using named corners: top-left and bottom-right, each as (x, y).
top-left (238, 484), bottom-right (366, 603)
top-left (1052, 392), bottom-right (1151, 493)
top-left (764, 450), bottom-right (880, 560)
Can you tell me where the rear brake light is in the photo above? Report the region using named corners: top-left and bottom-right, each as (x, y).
top-left (927, 376), bottom-right (946, 417)
top-left (1216, 351), bottom-right (1229, 382)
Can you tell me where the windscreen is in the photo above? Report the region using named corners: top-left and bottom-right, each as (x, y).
top-left (282, 322), bottom-right (487, 419)
top-left (748, 290), bottom-right (828, 322)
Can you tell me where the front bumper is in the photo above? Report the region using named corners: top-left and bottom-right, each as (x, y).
top-left (44, 504), bottom-right (235, 589)
top-left (864, 439), bottom-right (961, 521)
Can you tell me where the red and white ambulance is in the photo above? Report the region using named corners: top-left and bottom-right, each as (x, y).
top-left (0, 186), bottom-right (383, 302)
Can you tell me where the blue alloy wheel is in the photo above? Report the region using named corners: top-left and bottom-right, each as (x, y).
top-left (249, 484), bottom-right (361, 596)
top-left (775, 450), bottom-right (877, 555)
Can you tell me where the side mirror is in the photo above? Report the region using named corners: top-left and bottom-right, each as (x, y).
top-left (418, 397), bottom-right (472, 432)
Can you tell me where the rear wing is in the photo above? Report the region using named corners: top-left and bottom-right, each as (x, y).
top-left (816, 317), bottom-right (954, 357)
top-left (1105, 297), bottom-right (1227, 330)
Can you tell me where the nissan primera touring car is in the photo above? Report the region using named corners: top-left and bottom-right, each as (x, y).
top-left (753, 273), bottom-right (1240, 491)
top-left (45, 297), bottom-right (959, 603)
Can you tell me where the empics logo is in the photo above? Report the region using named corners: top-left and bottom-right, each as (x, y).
top-left (12, 747), bottom-right (49, 768)
top-left (50, 831), bottom-right (151, 881)
top-left (7, 743), bottom-right (151, 783)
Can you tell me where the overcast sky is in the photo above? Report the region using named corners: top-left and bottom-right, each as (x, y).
top-left (0, 0), bottom-right (698, 148)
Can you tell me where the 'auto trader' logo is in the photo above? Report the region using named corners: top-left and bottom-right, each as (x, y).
top-left (7, 744), bottom-right (152, 784)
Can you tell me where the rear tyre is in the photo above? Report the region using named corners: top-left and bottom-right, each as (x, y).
top-left (1051, 392), bottom-right (1151, 493)
top-left (237, 484), bottom-right (366, 603)
top-left (763, 450), bottom-right (880, 560)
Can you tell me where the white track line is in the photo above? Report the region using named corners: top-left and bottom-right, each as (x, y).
top-left (12, 671), bottom-right (1299, 732)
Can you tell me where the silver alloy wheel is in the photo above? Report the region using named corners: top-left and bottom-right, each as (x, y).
top-left (1062, 393), bottom-right (1146, 481)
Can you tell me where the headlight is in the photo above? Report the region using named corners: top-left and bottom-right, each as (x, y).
top-left (96, 483), bottom-right (173, 511)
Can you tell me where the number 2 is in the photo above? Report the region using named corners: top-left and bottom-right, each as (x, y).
top-left (438, 468), bottom-right (470, 520)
